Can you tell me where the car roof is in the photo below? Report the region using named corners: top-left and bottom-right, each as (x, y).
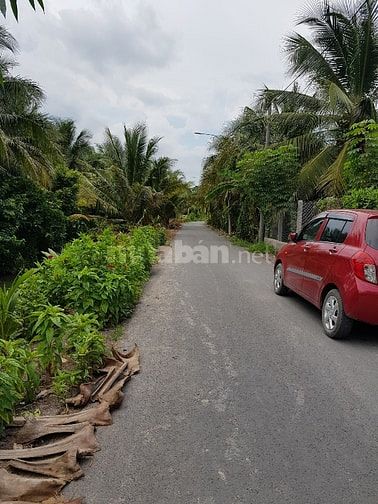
top-left (321, 209), bottom-right (378, 218)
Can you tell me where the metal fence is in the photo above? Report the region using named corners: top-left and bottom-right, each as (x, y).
top-left (267, 200), bottom-right (317, 242)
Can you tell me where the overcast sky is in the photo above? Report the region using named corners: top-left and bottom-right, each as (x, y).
top-left (4, 0), bottom-right (305, 183)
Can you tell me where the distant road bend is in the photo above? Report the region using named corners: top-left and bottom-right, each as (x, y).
top-left (67, 222), bottom-right (378, 504)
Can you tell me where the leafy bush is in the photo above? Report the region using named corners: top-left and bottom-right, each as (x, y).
top-left (344, 121), bottom-right (378, 190)
top-left (52, 168), bottom-right (79, 217)
top-left (316, 197), bottom-right (343, 212)
top-left (20, 226), bottom-right (163, 326)
top-left (29, 306), bottom-right (105, 379)
top-left (238, 145), bottom-right (299, 218)
top-left (64, 313), bottom-right (106, 377)
top-left (0, 175), bottom-right (68, 274)
top-left (52, 370), bottom-right (83, 399)
top-left (342, 188), bottom-right (378, 209)
top-left (30, 305), bottom-right (68, 374)
top-left (0, 339), bottom-right (39, 433)
top-left (51, 313), bottom-right (105, 398)
top-left (0, 272), bottom-right (32, 340)
top-left (0, 225), bottom-right (162, 429)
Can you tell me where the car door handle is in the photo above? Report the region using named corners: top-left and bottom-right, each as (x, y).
top-left (304, 245), bottom-right (311, 252)
top-left (329, 247), bottom-right (338, 254)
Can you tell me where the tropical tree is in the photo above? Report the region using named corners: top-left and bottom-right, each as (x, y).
top-left (200, 135), bottom-right (243, 234)
top-left (55, 119), bottom-right (92, 171)
top-left (0, 0), bottom-right (44, 20)
top-left (260, 0), bottom-right (378, 196)
top-left (0, 25), bottom-right (56, 185)
top-left (85, 123), bottom-right (188, 225)
top-left (238, 145), bottom-right (299, 240)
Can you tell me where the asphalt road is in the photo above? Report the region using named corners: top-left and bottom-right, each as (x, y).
top-left (66, 222), bottom-right (378, 504)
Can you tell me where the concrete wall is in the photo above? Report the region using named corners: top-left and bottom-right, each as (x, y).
top-left (265, 237), bottom-right (286, 251)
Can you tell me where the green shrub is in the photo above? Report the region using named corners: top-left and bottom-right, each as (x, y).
top-left (29, 306), bottom-right (105, 379)
top-left (316, 197), bottom-right (343, 212)
top-left (0, 175), bottom-right (68, 274)
top-left (1, 225), bottom-right (162, 427)
top-left (64, 313), bottom-right (105, 377)
top-left (30, 305), bottom-right (68, 374)
top-left (19, 226), bottom-right (162, 326)
top-left (342, 188), bottom-right (378, 209)
top-left (0, 272), bottom-right (32, 340)
top-left (52, 370), bottom-right (83, 399)
top-left (0, 339), bottom-right (39, 433)
top-left (344, 121), bottom-right (378, 190)
top-left (51, 313), bottom-right (105, 400)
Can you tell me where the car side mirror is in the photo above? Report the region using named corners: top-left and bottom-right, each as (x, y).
top-left (288, 232), bottom-right (298, 243)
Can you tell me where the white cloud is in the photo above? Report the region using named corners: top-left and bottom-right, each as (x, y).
top-left (4, 0), bottom-right (305, 183)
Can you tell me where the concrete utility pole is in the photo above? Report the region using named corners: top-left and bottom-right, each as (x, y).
top-left (258, 104), bottom-right (272, 242)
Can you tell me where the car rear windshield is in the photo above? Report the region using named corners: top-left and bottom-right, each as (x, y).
top-left (366, 218), bottom-right (378, 250)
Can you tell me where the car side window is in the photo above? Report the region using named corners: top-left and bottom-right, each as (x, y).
top-left (297, 219), bottom-right (324, 242)
top-left (320, 218), bottom-right (352, 243)
top-left (366, 218), bottom-right (378, 250)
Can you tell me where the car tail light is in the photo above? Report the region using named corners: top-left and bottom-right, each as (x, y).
top-left (352, 251), bottom-right (378, 284)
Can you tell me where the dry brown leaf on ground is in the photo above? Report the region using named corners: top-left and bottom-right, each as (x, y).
top-left (1, 499), bottom-right (83, 504)
top-left (3, 449), bottom-right (83, 482)
top-left (0, 424), bottom-right (99, 461)
top-left (113, 344), bottom-right (141, 376)
top-left (99, 375), bottom-right (131, 408)
top-left (14, 421), bottom-right (90, 445)
top-left (65, 383), bottom-right (94, 408)
top-left (13, 402), bottom-right (112, 433)
top-left (0, 468), bottom-right (65, 502)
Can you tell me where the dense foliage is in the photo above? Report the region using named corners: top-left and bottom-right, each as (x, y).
top-left (200, 0), bottom-right (378, 242)
top-left (0, 24), bottom-right (190, 275)
top-left (0, 225), bottom-right (164, 432)
top-left (0, 175), bottom-right (68, 273)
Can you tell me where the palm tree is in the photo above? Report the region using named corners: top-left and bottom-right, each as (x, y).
top-left (0, 25), bottom-right (57, 185)
top-left (85, 123), bottom-right (186, 224)
top-left (261, 0), bottom-right (378, 196)
top-left (55, 119), bottom-right (92, 171)
top-left (200, 135), bottom-right (243, 234)
top-left (0, 0), bottom-right (44, 20)
top-left (101, 123), bottom-right (160, 186)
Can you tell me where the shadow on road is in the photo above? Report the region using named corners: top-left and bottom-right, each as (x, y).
top-left (287, 291), bottom-right (378, 347)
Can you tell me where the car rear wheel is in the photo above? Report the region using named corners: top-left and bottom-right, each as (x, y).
top-left (322, 289), bottom-right (353, 339)
top-left (274, 263), bottom-right (289, 296)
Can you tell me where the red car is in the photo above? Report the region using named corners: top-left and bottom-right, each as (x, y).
top-left (274, 209), bottom-right (378, 339)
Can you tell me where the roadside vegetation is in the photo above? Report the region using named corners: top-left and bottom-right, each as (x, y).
top-left (0, 23), bottom-right (190, 433)
top-left (0, 226), bottom-right (164, 432)
top-left (0, 25), bottom-right (193, 276)
top-left (199, 0), bottom-right (378, 242)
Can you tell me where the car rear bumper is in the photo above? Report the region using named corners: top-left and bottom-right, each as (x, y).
top-left (345, 278), bottom-right (378, 325)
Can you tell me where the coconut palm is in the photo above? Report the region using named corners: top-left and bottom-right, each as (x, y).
top-left (0, 25), bottom-right (56, 185)
top-left (200, 135), bottom-right (244, 234)
top-left (0, 0), bottom-right (44, 20)
top-left (95, 123), bottom-right (160, 183)
top-left (85, 123), bottom-right (187, 224)
top-left (55, 119), bottom-right (92, 171)
top-left (261, 0), bottom-right (378, 196)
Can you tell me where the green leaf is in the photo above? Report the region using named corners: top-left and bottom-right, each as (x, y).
top-left (10, 0), bottom-right (18, 20)
top-left (36, 0), bottom-right (44, 11)
top-left (0, 0), bottom-right (6, 17)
